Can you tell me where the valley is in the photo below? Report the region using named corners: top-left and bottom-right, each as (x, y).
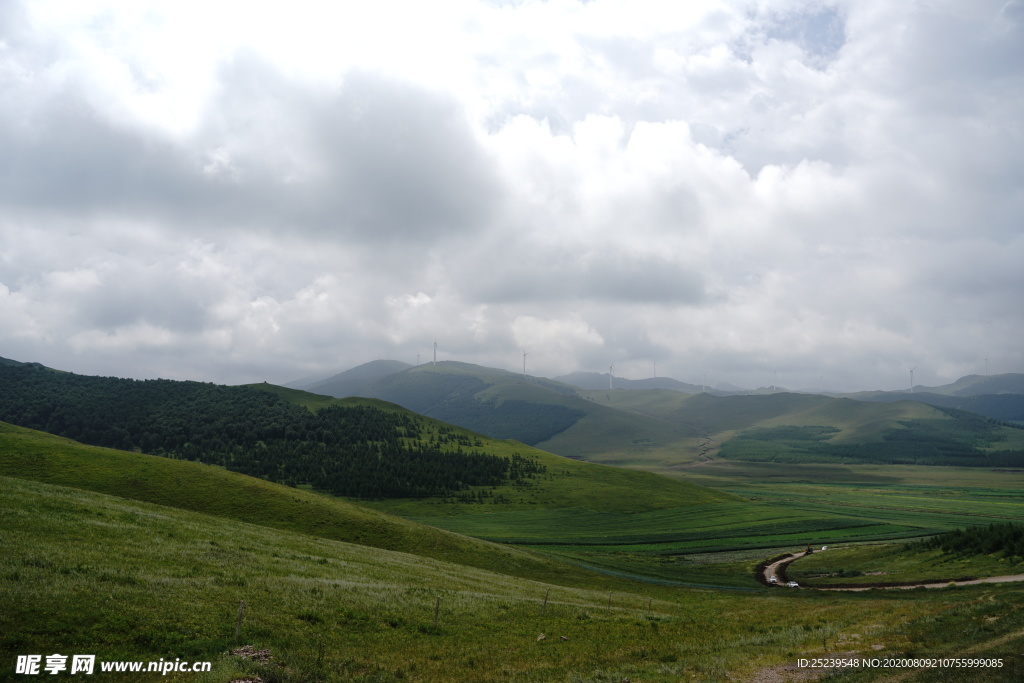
top-left (3, 357), bottom-right (1024, 680)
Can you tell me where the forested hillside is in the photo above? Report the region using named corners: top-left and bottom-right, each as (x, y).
top-left (0, 363), bottom-right (544, 498)
top-left (911, 523), bottom-right (1024, 561)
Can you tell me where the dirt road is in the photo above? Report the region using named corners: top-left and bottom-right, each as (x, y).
top-left (761, 552), bottom-right (1024, 591)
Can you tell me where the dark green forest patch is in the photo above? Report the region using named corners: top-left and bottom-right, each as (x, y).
top-left (909, 522), bottom-right (1024, 561)
top-left (0, 363), bottom-right (545, 499)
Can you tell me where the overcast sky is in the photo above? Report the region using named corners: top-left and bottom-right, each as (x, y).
top-left (1, 0), bottom-right (1022, 392)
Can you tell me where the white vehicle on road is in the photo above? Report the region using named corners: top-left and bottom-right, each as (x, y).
top-left (786, 581), bottom-right (800, 588)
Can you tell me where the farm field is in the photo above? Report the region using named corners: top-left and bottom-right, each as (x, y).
top-left (421, 445), bottom-right (1024, 594)
top-left (383, 460), bottom-right (1024, 594)
top-left (671, 459), bottom-right (1024, 489)
top-left (719, 481), bottom-right (1024, 527)
top-left (401, 503), bottom-right (925, 587)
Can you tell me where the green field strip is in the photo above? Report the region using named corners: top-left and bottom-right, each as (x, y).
top-left (520, 524), bottom-right (925, 555)
top-left (410, 501), bottom-right (855, 541)
top-left (725, 484), bottom-right (1024, 523)
top-left (530, 554), bottom-right (766, 592)
top-left (469, 518), bottom-right (901, 546)
top-left (747, 498), bottom-right (1024, 526)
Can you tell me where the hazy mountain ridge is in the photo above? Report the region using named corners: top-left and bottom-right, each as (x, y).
top-left (285, 359), bottom-right (1024, 468)
top-left (554, 371), bottom-right (705, 392)
top-left (840, 374), bottom-right (1024, 422)
top-left (294, 360), bottom-right (698, 453)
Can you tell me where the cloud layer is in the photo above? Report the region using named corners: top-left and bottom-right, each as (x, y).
top-left (1, 0), bottom-right (1021, 391)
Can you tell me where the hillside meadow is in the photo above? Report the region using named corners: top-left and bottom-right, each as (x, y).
top-left (5, 369), bottom-right (1024, 680)
top-left (6, 474), bottom-right (1024, 682)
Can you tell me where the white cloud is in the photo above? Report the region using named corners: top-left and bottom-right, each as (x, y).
top-left (0, 0), bottom-right (1021, 390)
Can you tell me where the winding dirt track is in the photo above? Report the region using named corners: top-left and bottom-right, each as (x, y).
top-left (761, 552), bottom-right (1024, 592)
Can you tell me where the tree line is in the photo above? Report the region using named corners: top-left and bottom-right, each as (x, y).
top-left (909, 523), bottom-right (1024, 562)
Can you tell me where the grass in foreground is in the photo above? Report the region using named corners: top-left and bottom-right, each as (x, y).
top-left (5, 475), bottom-right (1024, 682)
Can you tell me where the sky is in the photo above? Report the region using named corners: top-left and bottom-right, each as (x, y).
top-left (1, 0), bottom-right (1022, 392)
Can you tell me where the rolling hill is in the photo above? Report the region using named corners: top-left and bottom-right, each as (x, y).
top-left (0, 359), bottom-right (736, 513)
top-left (905, 373), bottom-right (1024, 396)
top-left (277, 359), bottom-right (1024, 472)
top-left (0, 420), bottom-right (570, 580)
top-left (296, 360), bottom-right (701, 458)
top-left (568, 388), bottom-right (1024, 473)
top-left (11, 455), bottom-right (1016, 682)
top-left (6, 359), bottom-right (1024, 679)
top-left (839, 375), bottom-right (1024, 424)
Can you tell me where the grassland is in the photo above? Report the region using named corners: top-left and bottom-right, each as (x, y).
top-left (0, 421), bottom-right (589, 583)
top-left (8, 369), bottom-right (1024, 679)
top-left (246, 385), bottom-right (1024, 599)
top-left (7, 475), bottom-right (1024, 681)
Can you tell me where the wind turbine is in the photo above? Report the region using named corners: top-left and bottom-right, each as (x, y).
top-left (522, 349), bottom-right (528, 376)
top-left (909, 366), bottom-right (917, 393)
top-left (985, 357), bottom-right (989, 376)
top-left (609, 364), bottom-right (614, 391)
top-left (433, 339), bottom-right (437, 366)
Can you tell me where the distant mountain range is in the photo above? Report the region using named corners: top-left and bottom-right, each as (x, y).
top-left (282, 360), bottom-right (1024, 468)
top-left (294, 360), bottom-right (1024, 425)
top-left (291, 360), bottom-right (683, 455)
top-left (4, 353), bottom-right (1021, 475)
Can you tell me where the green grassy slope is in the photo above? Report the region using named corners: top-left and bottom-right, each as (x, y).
top-left (0, 421), bottom-right (589, 583)
top-left (242, 385), bottom-right (926, 586)
top-left (241, 384), bottom-right (1024, 589)
top-left (12, 476), bottom-right (1024, 682)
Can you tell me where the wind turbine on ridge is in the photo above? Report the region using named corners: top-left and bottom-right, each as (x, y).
top-left (909, 366), bottom-right (917, 393)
